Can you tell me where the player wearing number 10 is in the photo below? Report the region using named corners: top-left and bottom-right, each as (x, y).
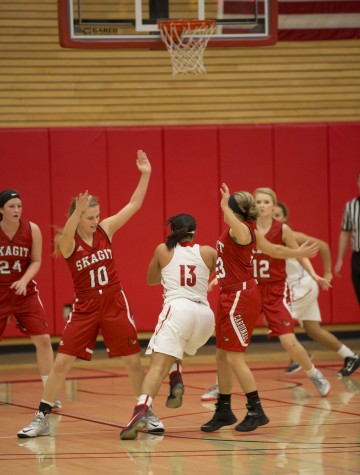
top-left (17, 150), bottom-right (163, 438)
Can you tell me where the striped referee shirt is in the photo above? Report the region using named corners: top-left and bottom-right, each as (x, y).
top-left (341, 196), bottom-right (360, 252)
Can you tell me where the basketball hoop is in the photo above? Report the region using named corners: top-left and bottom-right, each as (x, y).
top-left (158, 19), bottom-right (216, 76)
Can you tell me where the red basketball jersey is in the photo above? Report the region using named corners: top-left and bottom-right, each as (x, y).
top-left (0, 220), bottom-right (36, 293)
top-left (252, 219), bottom-right (286, 283)
top-left (65, 225), bottom-right (121, 298)
top-left (216, 222), bottom-right (256, 287)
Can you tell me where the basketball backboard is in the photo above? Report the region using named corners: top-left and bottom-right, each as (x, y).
top-left (58, 0), bottom-right (277, 49)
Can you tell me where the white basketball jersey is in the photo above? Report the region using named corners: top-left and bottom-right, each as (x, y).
top-left (286, 258), bottom-right (308, 283)
top-left (161, 243), bottom-right (210, 305)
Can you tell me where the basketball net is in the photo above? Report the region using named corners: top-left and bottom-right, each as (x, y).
top-left (158, 20), bottom-right (216, 76)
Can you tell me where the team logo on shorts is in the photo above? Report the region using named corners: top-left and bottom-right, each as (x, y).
top-left (128, 337), bottom-right (138, 346)
top-left (282, 320), bottom-right (291, 327)
top-left (223, 336), bottom-right (230, 342)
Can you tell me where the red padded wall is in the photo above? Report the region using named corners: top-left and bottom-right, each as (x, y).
top-left (1, 122), bottom-right (359, 337)
top-left (107, 127), bottom-right (164, 331)
top-left (329, 123), bottom-right (360, 322)
top-left (218, 124), bottom-right (274, 199)
top-left (274, 124), bottom-right (332, 323)
top-left (49, 128), bottom-right (109, 333)
top-left (0, 129), bottom-right (54, 336)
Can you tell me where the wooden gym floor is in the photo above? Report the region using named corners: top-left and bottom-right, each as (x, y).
top-left (0, 335), bottom-right (359, 475)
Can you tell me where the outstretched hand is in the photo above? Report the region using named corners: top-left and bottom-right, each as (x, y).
top-left (314, 275), bottom-right (332, 291)
top-left (220, 183), bottom-right (230, 210)
top-left (136, 150), bottom-right (152, 175)
top-left (75, 191), bottom-right (92, 213)
top-left (297, 240), bottom-right (319, 258)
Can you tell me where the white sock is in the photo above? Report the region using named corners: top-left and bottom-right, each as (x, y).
top-left (137, 394), bottom-right (153, 407)
top-left (304, 365), bottom-right (317, 378)
top-left (337, 344), bottom-right (356, 359)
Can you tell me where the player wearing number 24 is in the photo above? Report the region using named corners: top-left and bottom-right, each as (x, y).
top-left (17, 150), bottom-right (164, 438)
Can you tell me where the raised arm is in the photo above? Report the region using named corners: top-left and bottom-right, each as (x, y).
top-left (58, 191), bottom-right (92, 258)
top-left (220, 183), bottom-right (253, 245)
top-left (100, 150), bottom-right (151, 240)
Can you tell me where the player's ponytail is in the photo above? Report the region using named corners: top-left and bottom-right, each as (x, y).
top-left (165, 214), bottom-right (197, 250)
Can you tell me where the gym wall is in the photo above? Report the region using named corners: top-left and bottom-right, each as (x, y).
top-left (0, 122), bottom-right (358, 336)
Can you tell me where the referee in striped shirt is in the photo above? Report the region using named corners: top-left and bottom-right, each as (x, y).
top-left (335, 172), bottom-right (360, 305)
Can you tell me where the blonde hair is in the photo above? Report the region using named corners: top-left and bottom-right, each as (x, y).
top-left (254, 187), bottom-right (277, 205)
top-left (53, 195), bottom-right (99, 255)
top-left (231, 191), bottom-right (260, 221)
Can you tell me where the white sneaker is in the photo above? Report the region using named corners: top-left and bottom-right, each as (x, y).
top-left (201, 385), bottom-right (219, 402)
top-left (309, 370), bottom-right (331, 397)
top-left (53, 399), bottom-right (62, 409)
top-left (17, 411), bottom-right (51, 438)
top-left (147, 408), bottom-right (165, 434)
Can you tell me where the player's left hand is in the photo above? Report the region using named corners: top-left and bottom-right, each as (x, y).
top-left (136, 150), bottom-right (152, 175)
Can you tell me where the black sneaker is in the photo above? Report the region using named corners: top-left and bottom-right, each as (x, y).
top-left (285, 360), bottom-right (301, 374)
top-left (235, 403), bottom-right (269, 432)
top-left (166, 371), bottom-right (184, 409)
top-left (201, 402), bottom-right (237, 432)
top-left (338, 355), bottom-right (360, 378)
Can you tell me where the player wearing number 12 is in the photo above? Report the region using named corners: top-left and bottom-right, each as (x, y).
top-left (253, 187), bottom-right (332, 397)
top-left (17, 150), bottom-right (163, 438)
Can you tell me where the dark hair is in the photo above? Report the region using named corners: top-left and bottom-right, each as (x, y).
top-left (276, 202), bottom-right (288, 220)
top-left (229, 192), bottom-right (259, 222)
top-left (165, 214), bottom-right (197, 250)
top-left (0, 189), bottom-right (21, 221)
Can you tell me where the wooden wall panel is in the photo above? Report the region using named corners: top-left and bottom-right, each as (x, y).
top-left (0, 1), bottom-right (359, 126)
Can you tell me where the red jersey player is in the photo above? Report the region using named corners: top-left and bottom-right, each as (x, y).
top-left (201, 183), bottom-right (321, 434)
top-left (0, 189), bottom-right (60, 408)
top-left (17, 150), bottom-right (163, 439)
top-left (253, 187), bottom-right (331, 397)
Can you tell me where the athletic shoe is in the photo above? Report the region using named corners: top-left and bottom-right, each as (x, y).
top-left (17, 411), bottom-right (51, 438)
top-left (285, 354), bottom-right (313, 375)
top-left (309, 370), bottom-right (331, 397)
top-left (201, 385), bottom-right (219, 402)
top-left (285, 361), bottom-right (301, 374)
top-left (235, 403), bottom-right (269, 432)
top-left (166, 370), bottom-right (184, 409)
top-left (338, 355), bottom-right (360, 378)
top-left (147, 408), bottom-right (164, 434)
top-left (201, 401), bottom-right (237, 432)
top-left (53, 399), bottom-right (62, 410)
top-left (120, 404), bottom-right (148, 440)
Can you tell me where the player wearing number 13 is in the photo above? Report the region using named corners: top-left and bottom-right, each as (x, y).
top-left (17, 150), bottom-right (163, 438)
top-left (120, 213), bottom-right (217, 440)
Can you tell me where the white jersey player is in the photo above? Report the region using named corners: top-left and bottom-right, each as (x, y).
top-left (273, 202), bottom-right (360, 378)
top-left (121, 213), bottom-right (217, 440)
